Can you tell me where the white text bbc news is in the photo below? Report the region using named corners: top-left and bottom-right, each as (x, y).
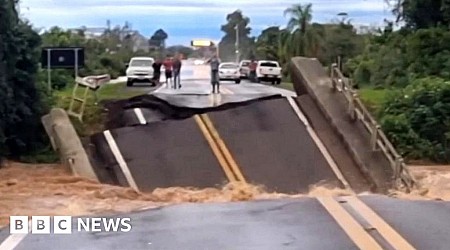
top-left (9, 216), bottom-right (132, 234)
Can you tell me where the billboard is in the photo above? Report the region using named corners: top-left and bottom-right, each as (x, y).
top-left (191, 40), bottom-right (213, 47)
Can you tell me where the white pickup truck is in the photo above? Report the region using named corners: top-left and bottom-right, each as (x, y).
top-left (256, 60), bottom-right (282, 85)
top-left (126, 57), bottom-right (155, 86)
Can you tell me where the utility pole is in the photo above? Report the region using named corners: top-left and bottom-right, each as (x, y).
top-left (216, 41), bottom-right (220, 59)
top-left (235, 24), bottom-right (239, 63)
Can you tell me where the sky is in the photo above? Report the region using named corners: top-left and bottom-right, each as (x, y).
top-left (19, 0), bottom-right (393, 45)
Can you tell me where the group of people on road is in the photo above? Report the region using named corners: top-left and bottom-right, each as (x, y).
top-left (152, 54), bottom-right (182, 89)
top-left (153, 54), bottom-right (257, 94)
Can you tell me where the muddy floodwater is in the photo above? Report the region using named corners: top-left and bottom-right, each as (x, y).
top-left (0, 162), bottom-right (448, 228)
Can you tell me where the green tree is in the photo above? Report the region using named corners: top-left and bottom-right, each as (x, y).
top-left (277, 28), bottom-right (292, 66)
top-left (283, 3), bottom-right (317, 56)
top-left (149, 29), bottom-right (168, 57)
top-left (380, 77), bottom-right (450, 162)
top-left (255, 26), bottom-right (281, 61)
top-left (218, 10), bottom-right (255, 62)
top-left (0, 0), bottom-right (49, 158)
top-left (389, 0), bottom-right (449, 29)
top-left (322, 22), bottom-right (364, 66)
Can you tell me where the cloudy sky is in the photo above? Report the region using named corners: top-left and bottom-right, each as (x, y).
top-left (19, 0), bottom-right (393, 45)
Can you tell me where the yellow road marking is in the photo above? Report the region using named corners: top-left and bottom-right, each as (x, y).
top-left (343, 196), bottom-right (416, 250)
top-left (194, 115), bottom-right (237, 182)
top-left (200, 114), bottom-right (246, 183)
top-left (317, 197), bottom-right (383, 250)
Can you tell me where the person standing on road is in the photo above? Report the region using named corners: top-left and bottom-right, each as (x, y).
top-left (172, 54), bottom-right (182, 89)
top-left (207, 55), bottom-right (221, 94)
top-left (152, 58), bottom-right (162, 86)
top-left (249, 59), bottom-right (257, 82)
top-left (163, 56), bottom-right (173, 86)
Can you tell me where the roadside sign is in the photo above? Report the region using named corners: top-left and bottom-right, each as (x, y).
top-left (41, 47), bottom-right (85, 92)
top-left (41, 47), bottom-right (85, 68)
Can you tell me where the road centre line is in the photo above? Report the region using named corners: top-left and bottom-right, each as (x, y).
top-left (133, 108), bottom-right (147, 125)
top-left (103, 130), bottom-right (139, 191)
top-left (317, 197), bottom-right (383, 249)
top-left (285, 97), bottom-right (352, 191)
top-left (194, 115), bottom-right (237, 182)
top-left (342, 196), bottom-right (416, 250)
top-left (200, 114), bottom-right (246, 183)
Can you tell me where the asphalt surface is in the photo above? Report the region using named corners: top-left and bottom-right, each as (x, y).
top-left (93, 96), bottom-right (340, 193)
top-left (94, 118), bottom-right (227, 190)
top-left (207, 98), bottom-right (341, 193)
top-left (2, 196), bottom-right (450, 249)
top-left (361, 196), bottom-right (450, 250)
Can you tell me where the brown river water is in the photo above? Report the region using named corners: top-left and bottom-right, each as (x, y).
top-left (0, 162), bottom-right (448, 228)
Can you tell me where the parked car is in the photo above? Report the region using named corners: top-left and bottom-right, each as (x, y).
top-left (239, 60), bottom-right (251, 78)
top-left (256, 60), bottom-right (282, 85)
top-left (219, 63), bottom-right (241, 84)
top-left (126, 57), bottom-right (154, 86)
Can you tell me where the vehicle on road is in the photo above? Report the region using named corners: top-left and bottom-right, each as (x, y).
top-left (256, 60), bottom-right (282, 85)
top-left (239, 60), bottom-right (251, 78)
top-left (219, 63), bottom-right (241, 84)
top-left (194, 59), bottom-right (205, 65)
top-left (126, 57), bottom-right (155, 86)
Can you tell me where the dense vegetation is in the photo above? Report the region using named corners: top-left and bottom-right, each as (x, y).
top-left (346, 0), bottom-right (450, 163)
top-left (0, 0), bottom-right (50, 160)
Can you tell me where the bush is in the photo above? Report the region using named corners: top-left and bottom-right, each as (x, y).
top-left (347, 28), bottom-right (450, 88)
top-left (380, 77), bottom-right (450, 162)
top-left (0, 1), bottom-right (50, 159)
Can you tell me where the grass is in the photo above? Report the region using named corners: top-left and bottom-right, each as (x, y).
top-left (358, 88), bottom-right (388, 114)
top-left (277, 82), bottom-right (295, 91)
top-left (55, 82), bottom-right (147, 137)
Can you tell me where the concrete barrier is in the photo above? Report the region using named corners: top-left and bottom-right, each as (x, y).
top-left (290, 57), bottom-right (395, 192)
top-left (41, 108), bottom-right (98, 181)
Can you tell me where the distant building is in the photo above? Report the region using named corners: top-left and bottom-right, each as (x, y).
top-left (69, 26), bottom-right (149, 52)
top-left (69, 27), bottom-right (106, 39)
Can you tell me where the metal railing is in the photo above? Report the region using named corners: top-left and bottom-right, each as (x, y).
top-left (330, 64), bottom-right (416, 191)
top-left (68, 74), bottom-right (110, 121)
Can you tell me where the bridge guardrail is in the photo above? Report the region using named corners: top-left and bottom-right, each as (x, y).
top-left (330, 64), bottom-right (416, 191)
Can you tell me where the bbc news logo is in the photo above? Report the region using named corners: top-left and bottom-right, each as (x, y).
top-left (10, 216), bottom-right (132, 234)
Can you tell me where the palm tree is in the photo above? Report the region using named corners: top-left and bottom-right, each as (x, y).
top-left (277, 29), bottom-right (292, 65)
top-left (283, 3), bottom-right (318, 57)
top-left (305, 23), bottom-right (325, 58)
top-left (284, 3), bottom-right (313, 34)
